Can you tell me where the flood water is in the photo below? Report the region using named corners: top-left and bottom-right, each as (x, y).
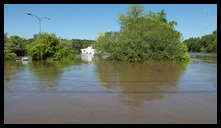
top-left (4, 53), bottom-right (217, 124)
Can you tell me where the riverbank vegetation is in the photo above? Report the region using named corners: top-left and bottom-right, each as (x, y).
top-left (4, 33), bottom-right (94, 61)
top-left (183, 30), bottom-right (217, 53)
top-left (94, 5), bottom-right (190, 62)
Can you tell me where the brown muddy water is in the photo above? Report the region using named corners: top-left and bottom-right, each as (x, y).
top-left (4, 53), bottom-right (217, 124)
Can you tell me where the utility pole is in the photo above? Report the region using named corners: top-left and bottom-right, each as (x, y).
top-left (26, 12), bottom-right (51, 61)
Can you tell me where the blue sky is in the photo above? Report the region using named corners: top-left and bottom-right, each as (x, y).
top-left (4, 4), bottom-right (217, 40)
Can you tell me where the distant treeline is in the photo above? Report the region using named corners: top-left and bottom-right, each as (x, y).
top-left (4, 33), bottom-right (94, 60)
top-left (183, 30), bottom-right (217, 53)
top-left (61, 39), bottom-right (95, 54)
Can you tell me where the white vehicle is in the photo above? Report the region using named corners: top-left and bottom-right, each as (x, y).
top-left (22, 56), bottom-right (29, 61)
top-left (81, 46), bottom-right (95, 55)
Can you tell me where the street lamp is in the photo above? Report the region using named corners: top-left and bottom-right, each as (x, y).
top-left (26, 12), bottom-right (51, 61)
top-left (26, 12), bottom-right (51, 34)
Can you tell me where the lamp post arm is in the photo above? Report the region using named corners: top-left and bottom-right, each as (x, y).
top-left (26, 12), bottom-right (51, 34)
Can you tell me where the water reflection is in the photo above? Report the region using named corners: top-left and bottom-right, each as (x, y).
top-left (189, 52), bottom-right (217, 64)
top-left (95, 60), bottom-right (187, 107)
top-left (21, 60), bottom-right (29, 65)
top-left (81, 54), bottom-right (94, 63)
top-left (4, 61), bottom-right (25, 80)
top-left (28, 61), bottom-right (79, 90)
top-left (4, 53), bottom-right (217, 123)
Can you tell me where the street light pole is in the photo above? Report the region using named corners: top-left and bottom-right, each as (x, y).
top-left (26, 12), bottom-right (51, 61)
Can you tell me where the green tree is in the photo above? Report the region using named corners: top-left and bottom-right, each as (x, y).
top-left (93, 32), bottom-right (119, 57)
top-left (4, 33), bottom-right (17, 60)
top-left (94, 5), bottom-right (189, 62)
top-left (4, 49), bottom-right (16, 60)
top-left (28, 33), bottom-right (75, 61)
top-left (5, 35), bottom-right (29, 56)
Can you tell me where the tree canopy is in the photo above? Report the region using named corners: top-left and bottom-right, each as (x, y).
top-left (28, 33), bottom-right (75, 61)
top-left (94, 5), bottom-right (189, 62)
